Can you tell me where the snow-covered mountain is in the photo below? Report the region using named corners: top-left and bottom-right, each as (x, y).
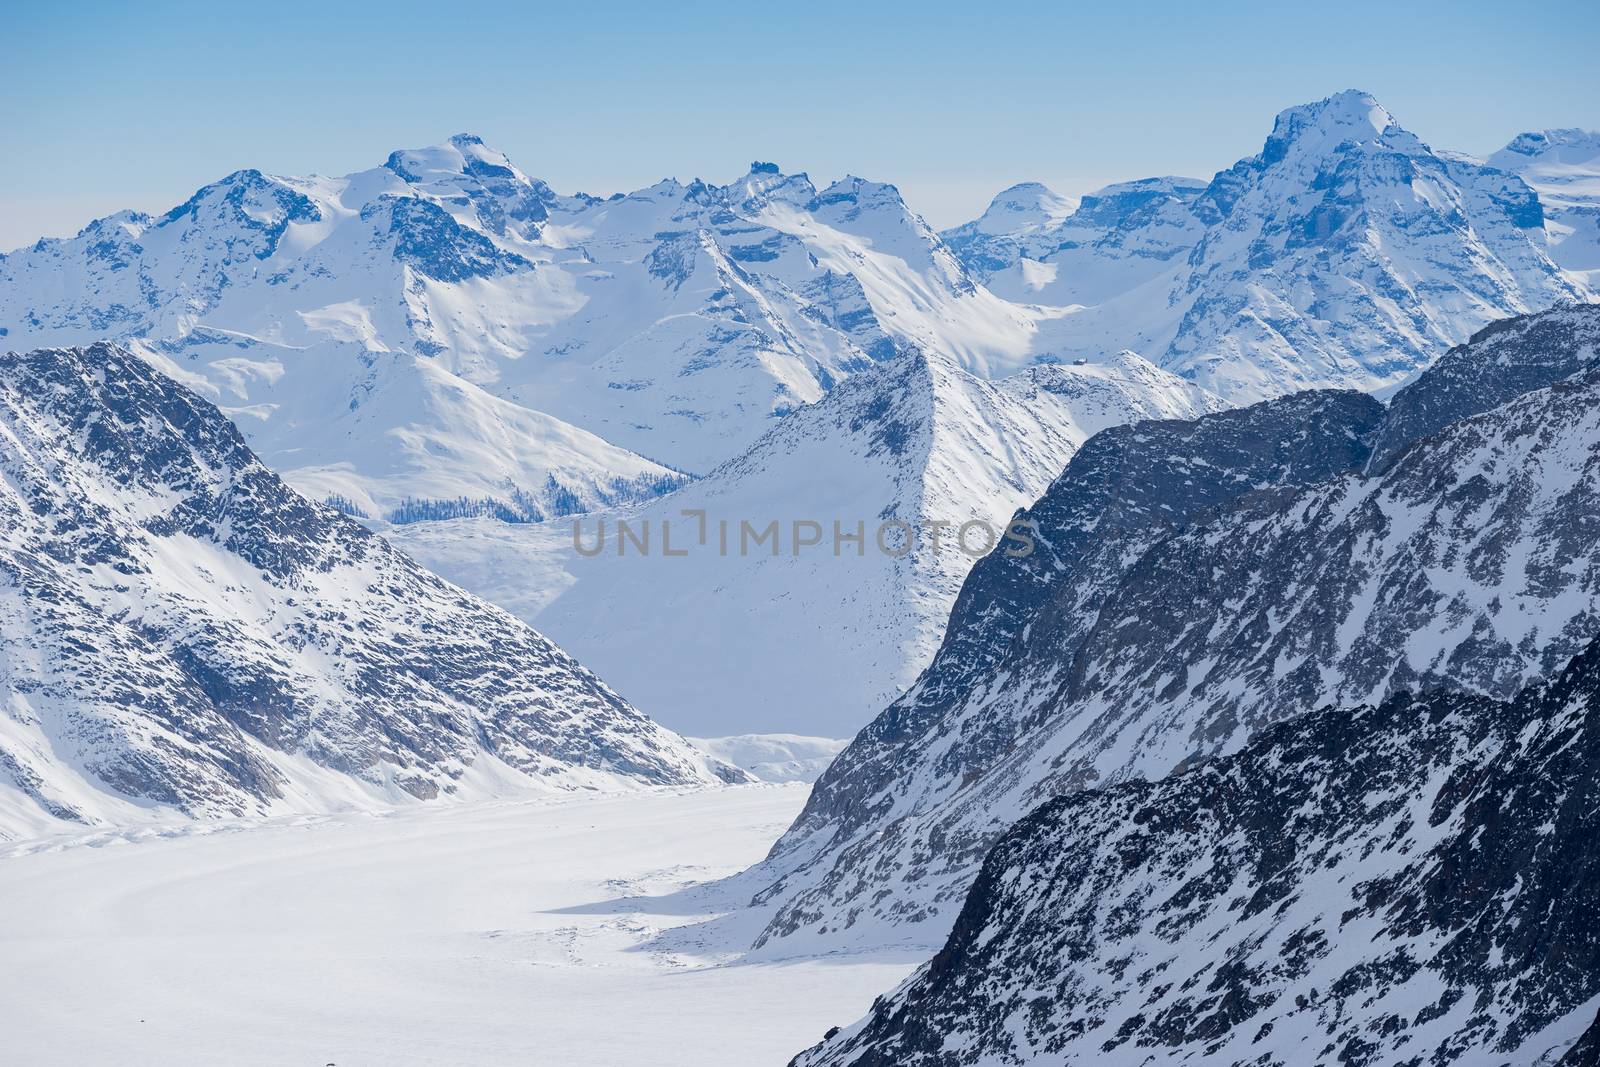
top-left (4, 95), bottom-right (1588, 535)
top-left (0, 343), bottom-right (739, 840)
top-left (793, 634), bottom-right (1600, 1066)
top-left (950, 90), bottom-right (1590, 401)
top-left (1369, 302), bottom-right (1600, 471)
top-left (946, 176), bottom-right (1208, 306)
top-left (143, 333), bottom-right (690, 524)
top-left (391, 349), bottom-right (1221, 737)
top-left (1489, 127), bottom-right (1600, 289)
top-left (938, 182), bottom-right (1080, 280)
top-left (748, 305), bottom-right (1600, 956)
top-left (0, 139), bottom-right (1046, 520)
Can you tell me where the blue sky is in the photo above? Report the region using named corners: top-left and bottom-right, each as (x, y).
top-left (3, 0), bottom-right (1597, 250)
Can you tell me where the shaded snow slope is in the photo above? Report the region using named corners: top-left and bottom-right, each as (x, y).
top-left (393, 349), bottom-right (1221, 737)
top-left (688, 736), bottom-right (849, 784)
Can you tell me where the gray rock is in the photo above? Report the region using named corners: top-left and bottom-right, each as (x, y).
top-left (793, 634), bottom-right (1600, 1066)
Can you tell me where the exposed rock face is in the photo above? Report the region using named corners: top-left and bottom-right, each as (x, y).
top-left (793, 634), bottom-right (1600, 1066)
top-left (0, 343), bottom-right (736, 837)
top-left (751, 305), bottom-right (1600, 957)
top-left (764, 387), bottom-right (1386, 874)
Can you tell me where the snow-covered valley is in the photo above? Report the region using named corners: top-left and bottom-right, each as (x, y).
top-left (0, 783), bottom-right (916, 1066)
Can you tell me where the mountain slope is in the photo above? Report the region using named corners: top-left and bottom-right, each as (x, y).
top-left (392, 349), bottom-right (1222, 737)
top-left (750, 305), bottom-right (1600, 955)
top-left (794, 635), bottom-right (1600, 1067)
top-left (135, 332), bottom-right (689, 523)
top-left (1490, 128), bottom-right (1600, 289)
top-left (1368, 303), bottom-right (1600, 471)
top-left (0, 343), bottom-right (735, 840)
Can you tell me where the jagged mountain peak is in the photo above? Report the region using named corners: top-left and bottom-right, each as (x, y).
top-left (1193, 90), bottom-right (1424, 223)
top-left (1261, 88), bottom-right (1401, 158)
top-left (942, 92), bottom-right (1585, 401)
top-left (715, 162), bottom-right (817, 211)
top-left (966, 182), bottom-right (1078, 237)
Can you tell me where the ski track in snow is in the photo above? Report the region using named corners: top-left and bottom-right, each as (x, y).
top-left (0, 784), bottom-right (919, 1066)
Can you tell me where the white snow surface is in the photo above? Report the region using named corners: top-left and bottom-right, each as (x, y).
top-left (391, 349), bottom-right (1221, 737)
top-left (0, 784), bottom-right (919, 1066)
top-left (0, 138), bottom-right (1048, 516)
top-left (1489, 127), bottom-right (1600, 289)
top-left (4, 94), bottom-right (1591, 530)
top-left (688, 735), bottom-right (849, 783)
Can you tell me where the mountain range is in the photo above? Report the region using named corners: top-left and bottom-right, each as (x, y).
top-left (0, 140), bottom-right (1039, 523)
top-left (2, 91), bottom-right (1593, 534)
top-left (4, 90), bottom-right (1594, 741)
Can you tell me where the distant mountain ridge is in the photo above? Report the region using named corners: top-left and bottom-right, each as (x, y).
top-left (946, 90), bottom-right (1594, 401)
top-left (0, 138), bottom-right (1039, 521)
top-left (2, 92), bottom-right (1593, 536)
